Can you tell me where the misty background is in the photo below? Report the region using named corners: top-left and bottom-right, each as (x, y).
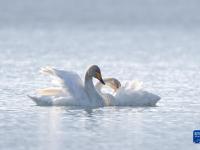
top-left (0, 0), bottom-right (200, 27)
top-left (1, 1), bottom-right (200, 150)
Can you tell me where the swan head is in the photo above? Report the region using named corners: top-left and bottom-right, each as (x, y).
top-left (87, 65), bottom-right (105, 85)
top-left (104, 78), bottom-right (121, 92)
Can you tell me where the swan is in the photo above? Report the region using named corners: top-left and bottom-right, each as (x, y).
top-left (28, 65), bottom-right (106, 107)
top-left (96, 78), bottom-right (161, 106)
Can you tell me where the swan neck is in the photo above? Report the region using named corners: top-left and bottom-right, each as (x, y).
top-left (84, 72), bottom-right (95, 92)
top-left (85, 71), bottom-right (91, 83)
top-left (84, 72), bottom-right (104, 106)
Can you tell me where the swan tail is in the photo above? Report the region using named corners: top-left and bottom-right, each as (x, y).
top-left (36, 87), bottom-right (64, 96)
top-left (27, 95), bottom-right (53, 106)
top-left (27, 95), bottom-right (40, 104)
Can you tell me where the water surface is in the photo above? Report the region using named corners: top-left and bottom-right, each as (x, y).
top-left (0, 25), bottom-right (200, 150)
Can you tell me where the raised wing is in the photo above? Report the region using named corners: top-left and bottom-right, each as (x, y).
top-left (40, 67), bottom-right (87, 100)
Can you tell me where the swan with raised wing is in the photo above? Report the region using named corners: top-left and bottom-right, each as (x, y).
top-left (28, 65), bottom-right (106, 107)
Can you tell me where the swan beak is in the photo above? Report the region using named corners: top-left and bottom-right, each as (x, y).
top-left (96, 72), bottom-right (105, 85)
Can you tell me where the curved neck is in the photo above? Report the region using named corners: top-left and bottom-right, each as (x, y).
top-left (84, 72), bottom-right (104, 106)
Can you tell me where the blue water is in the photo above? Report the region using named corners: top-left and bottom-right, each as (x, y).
top-left (0, 25), bottom-right (200, 150)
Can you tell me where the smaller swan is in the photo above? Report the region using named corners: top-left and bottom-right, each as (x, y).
top-left (96, 79), bottom-right (160, 106)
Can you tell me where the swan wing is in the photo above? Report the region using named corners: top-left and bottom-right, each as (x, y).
top-left (36, 87), bottom-right (66, 96)
top-left (40, 67), bottom-right (87, 100)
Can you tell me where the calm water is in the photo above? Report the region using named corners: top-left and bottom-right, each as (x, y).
top-left (0, 25), bottom-right (200, 150)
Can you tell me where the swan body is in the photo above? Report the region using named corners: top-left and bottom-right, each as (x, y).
top-left (96, 79), bottom-right (160, 106)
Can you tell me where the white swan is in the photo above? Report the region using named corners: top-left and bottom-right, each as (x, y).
top-left (96, 78), bottom-right (161, 106)
top-left (28, 65), bottom-right (106, 107)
